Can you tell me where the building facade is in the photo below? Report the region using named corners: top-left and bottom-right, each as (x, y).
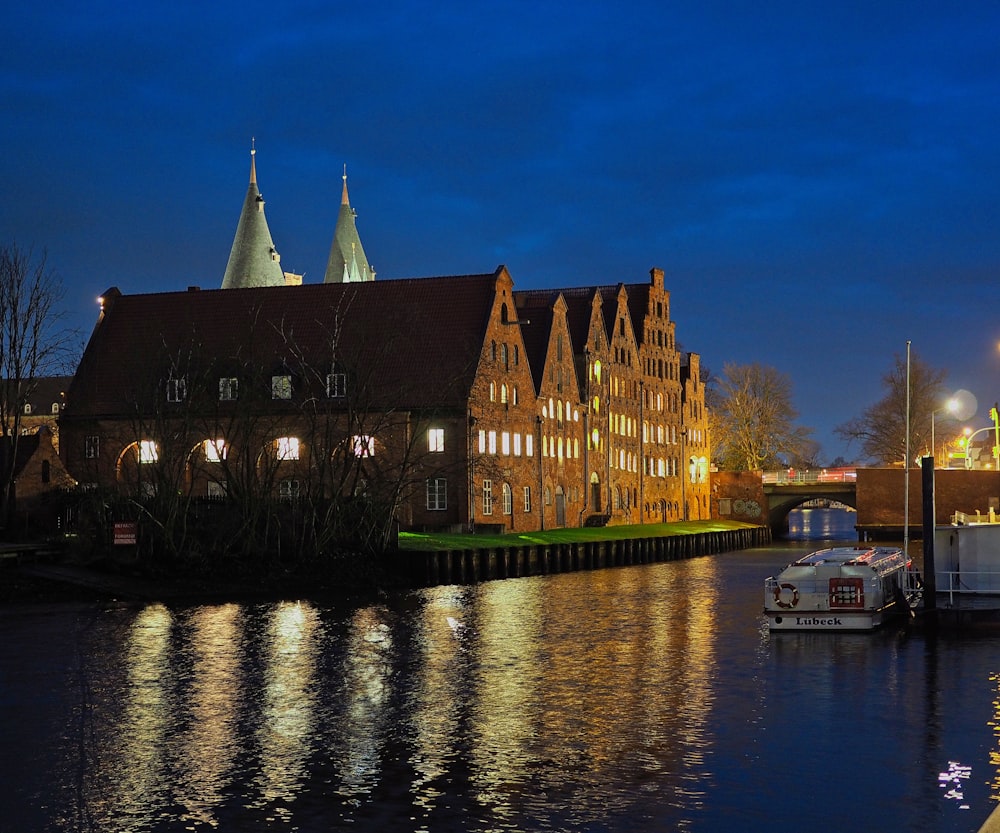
top-left (60, 148), bottom-right (708, 534)
top-left (61, 266), bottom-right (708, 533)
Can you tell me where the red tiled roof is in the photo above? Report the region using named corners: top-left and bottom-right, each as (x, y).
top-left (67, 272), bottom-right (501, 416)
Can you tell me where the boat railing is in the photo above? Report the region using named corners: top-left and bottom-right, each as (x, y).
top-left (765, 576), bottom-right (844, 598)
top-left (936, 571), bottom-right (1000, 604)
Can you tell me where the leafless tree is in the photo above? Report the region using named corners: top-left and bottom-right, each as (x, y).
top-left (0, 243), bottom-right (78, 527)
top-left (835, 351), bottom-right (948, 465)
top-left (708, 361), bottom-right (814, 471)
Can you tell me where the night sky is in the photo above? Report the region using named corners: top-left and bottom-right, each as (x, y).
top-left (4, 1), bottom-right (999, 463)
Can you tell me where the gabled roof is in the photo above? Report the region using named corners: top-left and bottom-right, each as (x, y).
top-left (67, 271), bottom-right (503, 416)
top-left (512, 290), bottom-right (558, 395)
top-left (324, 168), bottom-right (373, 283)
top-left (1, 376), bottom-right (72, 413)
top-left (220, 146), bottom-right (286, 290)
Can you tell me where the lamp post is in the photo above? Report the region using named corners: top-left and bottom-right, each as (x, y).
top-left (928, 397), bottom-right (959, 530)
top-left (929, 398), bottom-right (959, 468)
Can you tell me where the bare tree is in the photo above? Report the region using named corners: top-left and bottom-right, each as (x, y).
top-left (835, 351), bottom-right (948, 465)
top-left (0, 243), bottom-right (78, 527)
top-left (708, 361), bottom-right (814, 471)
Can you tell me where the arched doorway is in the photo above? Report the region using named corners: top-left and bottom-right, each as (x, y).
top-left (590, 472), bottom-right (601, 512)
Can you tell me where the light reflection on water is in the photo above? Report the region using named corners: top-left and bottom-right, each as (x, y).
top-left (785, 505), bottom-right (858, 541)
top-left (1, 546), bottom-right (998, 833)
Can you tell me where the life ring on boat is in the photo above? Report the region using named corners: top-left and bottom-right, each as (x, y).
top-left (773, 582), bottom-right (799, 609)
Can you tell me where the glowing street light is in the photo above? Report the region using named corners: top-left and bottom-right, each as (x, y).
top-left (929, 397), bottom-right (960, 468)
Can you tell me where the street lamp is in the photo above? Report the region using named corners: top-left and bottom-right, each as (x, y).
top-left (929, 397), bottom-right (959, 468)
top-left (928, 397), bottom-right (959, 533)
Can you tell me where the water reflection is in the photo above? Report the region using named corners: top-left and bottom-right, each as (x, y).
top-left (334, 605), bottom-right (396, 803)
top-left (178, 604), bottom-right (242, 827)
top-left (251, 601), bottom-right (320, 821)
top-left (10, 550), bottom-right (998, 832)
top-left (785, 505), bottom-right (857, 540)
top-left (114, 604), bottom-right (174, 828)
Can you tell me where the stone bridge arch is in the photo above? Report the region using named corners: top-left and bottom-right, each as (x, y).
top-left (763, 482), bottom-right (858, 538)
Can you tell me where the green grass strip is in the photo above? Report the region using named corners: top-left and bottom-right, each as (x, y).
top-left (397, 519), bottom-right (761, 552)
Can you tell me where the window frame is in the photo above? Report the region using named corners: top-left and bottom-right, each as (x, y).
top-left (428, 427), bottom-right (445, 453)
top-left (275, 436), bottom-right (300, 461)
top-left (219, 377), bottom-right (239, 401)
top-left (325, 371), bottom-right (347, 398)
top-left (426, 477), bottom-right (447, 511)
top-left (271, 374), bottom-right (293, 400)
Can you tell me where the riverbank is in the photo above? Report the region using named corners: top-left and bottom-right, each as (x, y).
top-left (0, 520), bottom-right (770, 604)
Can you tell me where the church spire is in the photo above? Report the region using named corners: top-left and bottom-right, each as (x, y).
top-left (221, 141), bottom-right (286, 289)
top-left (324, 165), bottom-right (374, 283)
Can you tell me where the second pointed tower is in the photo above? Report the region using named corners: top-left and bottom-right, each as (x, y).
top-left (324, 167), bottom-right (374, 283)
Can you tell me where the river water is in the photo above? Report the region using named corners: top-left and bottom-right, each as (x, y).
top-left (2, 508), bottom-right (998, 832)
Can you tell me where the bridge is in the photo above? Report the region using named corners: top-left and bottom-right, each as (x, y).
top-left (761, 469), bottom-right (857, 537)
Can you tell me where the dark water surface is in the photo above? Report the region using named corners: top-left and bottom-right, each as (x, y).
top-left (2, 534), bottom-right (998, 832)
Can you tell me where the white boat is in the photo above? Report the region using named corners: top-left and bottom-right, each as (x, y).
top-left (764, 546), bottom-right (918, 631)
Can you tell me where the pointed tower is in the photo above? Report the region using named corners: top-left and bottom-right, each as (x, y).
top-left (221, 143), bottom-right (286, 289)
top-left (324, 166), bottom-right (374, 283)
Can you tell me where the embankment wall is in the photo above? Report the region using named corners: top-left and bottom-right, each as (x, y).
top-left (388, 525), bottom-right (771, 587)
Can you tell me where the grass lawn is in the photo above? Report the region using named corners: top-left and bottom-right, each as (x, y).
top-left (397, 519), bottom-right (762, 552)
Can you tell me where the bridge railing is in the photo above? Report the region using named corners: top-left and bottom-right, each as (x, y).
top-left (762, 468), bottom-right (857, 485)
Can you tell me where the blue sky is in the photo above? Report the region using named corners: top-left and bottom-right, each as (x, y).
top-left (3, 1), bottom-right (999, 463)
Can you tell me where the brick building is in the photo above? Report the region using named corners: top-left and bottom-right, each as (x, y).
top-left (58, 148), bottom-right (709, 533)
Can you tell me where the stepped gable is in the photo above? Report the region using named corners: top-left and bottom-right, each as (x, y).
top-left (67, 272), bottom-right (500, 416)
top-left (220, 144), bottom-right (286, 289)
top-left (512, 289), bottom-right (559, 395)
top-left (324, 167), bottom-right (373, 283)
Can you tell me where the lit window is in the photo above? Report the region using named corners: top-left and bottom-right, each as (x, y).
top-left (488, 431), bottom-right (497, 455)
top-left (219, 377), bottom-right (238, 401)
top-left (426, 477), bottom-right (447, 511)
top-left (204, 439), bottom-right (227, 462)
top-left (352, 435), bottom-right (374, 458)
top-left (166, 376), bottom-right (186, 402)
top-left (502, 483), bottom-right (512, 515)
top-left (326, 372), bottom-right (346, 398)
top-left (478, 430), bottom-right (486, 454)
top-left (271, 375), bottom-right (292, 400)
top-left (85, 436), bottom-right (100, 460)
top-left (483, 479), bottom-right (493, 515)
top-left (526, 435), bottom-right (533, 457)
top-left (523, 486), bottom-right (531, 512)
top-left (501, 432), bottom-right (510, 455)
top-left (276, 436), bottom-right (299, 461)
top-left (428, 428), bottom-right (445, 452)
top-left (489, 381), bottom-right (496, 402)
top-left (513, 433), bottom-right (522, 457)
top-left (139, 440), bottom-right (158, 464)
top-left (51, 403), bottom-right (60, 414)
top-left (501, 384), bottom-right (509, 404)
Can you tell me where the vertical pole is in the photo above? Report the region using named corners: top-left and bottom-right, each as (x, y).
top-left (903, 341), bottom-right (911, 556)
top-left (921, 455), bottom-right (937, 615)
